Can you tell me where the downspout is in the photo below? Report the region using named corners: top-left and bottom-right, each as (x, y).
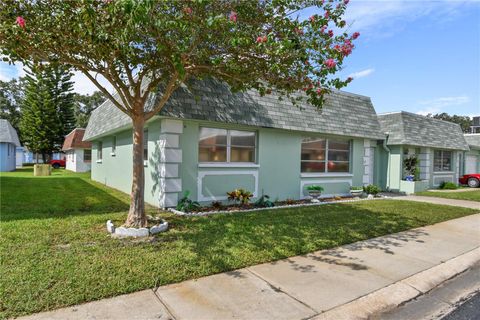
top-left (382, 133), bottom-right (391, 191)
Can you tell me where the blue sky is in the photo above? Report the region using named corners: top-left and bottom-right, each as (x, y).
top-left (1, 0), bottom-right (479, 117)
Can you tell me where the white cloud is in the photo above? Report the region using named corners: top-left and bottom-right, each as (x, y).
top-left (348, 68), bottom-right (375, 79)
top-left (344, 1), bottom-right (475, 38)
top-left (72, 71), bottom-right (113, 95)
top-left (416, 95), bottom-right (470, 115)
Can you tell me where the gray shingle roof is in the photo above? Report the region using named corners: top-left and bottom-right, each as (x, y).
top-left (0, 119), bottom-right (20, 146)
top-left (464, 134), bottom-right (480, 150)
top-left (84, 78), bottom-right (384, 141)
top-left (377, 112), bottom-right (469, 151)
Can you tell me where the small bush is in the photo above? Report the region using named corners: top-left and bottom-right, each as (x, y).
top-left (254, 195), bottom-right (275, 208)
top-left (211, 201), bottom-right (223, 209)
top-left (227, 189), bottom-right (253, 205)
top-left (306, 185), bottom-right (324, 192)
top-left (176, 191), bottom-right (201, 212)
top-left (350, 186), bottom-right (363, 191)
top-left (439, 181), bottom-right (458, 190)
top-left (363, 184), bottom-right (381, 195)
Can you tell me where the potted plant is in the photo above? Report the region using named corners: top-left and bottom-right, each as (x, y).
top-left (306, 185), bottom-right (324, 199)
top-left (350, 186), bottom-right (364, 197)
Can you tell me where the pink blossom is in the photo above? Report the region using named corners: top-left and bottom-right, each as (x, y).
top-left (320, 26), bottom-right (327, 33)
top-left (352, 32), bottom-right (360, 40)
top-left (328, 30), bottom-right (334, 38)
top-left (309, 15), bottom-right (316, 23)
top-left (324, 59), bottom-right (336, 69)
top-left (324, 11), bottom-right (330, 19)
top-left (346, 77), bottom-right (353, 83)
top-left (229, 11), bottom-right (237, 22)
top-left (16, 16), bottom-right (25, 28)
top-left (184, 7), bottom-right (193, 15)
top-left (294, 27), bottom-right (304, 35)
top-left (256, 35), bottom-right (267, 43)
top-left (344, 0), bottom-right (350, 4)
top-left (316, 88), bottom-right (322, 94)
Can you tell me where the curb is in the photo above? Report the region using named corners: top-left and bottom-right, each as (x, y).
top-left (310, 247), bottom-right (480, 320)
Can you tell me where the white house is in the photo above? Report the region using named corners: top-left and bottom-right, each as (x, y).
top-left (62, 128), bottom-right (92, 172)
top-left (0, 119), bottom-right (20, 172)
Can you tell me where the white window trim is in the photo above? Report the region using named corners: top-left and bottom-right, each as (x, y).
top-left (198, 163), bottom-right (260, 168)
top-left (301, 138), bottom-right (352, 174)
top-left (199, 127), bottom-right (257, 164)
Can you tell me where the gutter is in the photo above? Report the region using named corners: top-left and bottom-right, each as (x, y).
top-left (382, 133), bottom-right (391, 191)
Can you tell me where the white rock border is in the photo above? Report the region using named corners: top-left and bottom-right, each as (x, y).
top-left (168, 195), bottom-right (392, 217)
top-left (106, 220), bottom-right (169, 237)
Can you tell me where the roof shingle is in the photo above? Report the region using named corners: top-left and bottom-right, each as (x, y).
top-left (464, 134), bottom-right (480, 150)
top-left (377, 112), bottom-right (469, 151)
top-left (84, 78), bottom-right (385, 141)
top-left (62, 128), bottom-right (91, 151)
top-left (0, 119), bottom-right (20, 146)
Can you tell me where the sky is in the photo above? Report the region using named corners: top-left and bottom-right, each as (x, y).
top-left (0, 0), bottom-right (479, 117)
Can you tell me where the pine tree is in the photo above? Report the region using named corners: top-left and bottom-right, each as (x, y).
top-left (20, 64), bottom-right (75, 162)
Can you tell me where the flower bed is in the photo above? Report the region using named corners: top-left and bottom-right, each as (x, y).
top-left (169, 195), bottom-right (389, 216)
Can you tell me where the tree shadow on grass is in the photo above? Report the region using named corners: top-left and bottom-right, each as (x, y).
top-left (155, 203), bottom-right (432, 282)
top-left (0, 177), bottom-right (129, 222)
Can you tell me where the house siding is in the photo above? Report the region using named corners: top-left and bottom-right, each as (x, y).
top-left (91, 118), bottom-right (371, 207)
top-left (0, 142), bottom-right (16, 172)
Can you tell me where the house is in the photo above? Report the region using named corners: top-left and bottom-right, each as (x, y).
top-left (84, 78), bottom-right (385, 207)
top-left (463, 134), bottom-right (480, 174)
top-left (0, 119), bottom-right (20, 172)
top-left (62, 128), bottom-right (92, 172)
top-left (377, 111), bottom-right (469, 194)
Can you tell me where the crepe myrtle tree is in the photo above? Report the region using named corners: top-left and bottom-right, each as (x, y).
top-left (0, 0), bottom-right (359, 227)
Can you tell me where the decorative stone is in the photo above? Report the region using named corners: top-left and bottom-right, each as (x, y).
top-left (114, 227), bottom-right (150, 237)
top-left (150, 221), bottom-right (169, 235)
top-left (311, 199), bottom-right (320, 203)
top-left (106, 220), bottom-right (115, 233)
top-left (367, 194), bottom-right (374, 199)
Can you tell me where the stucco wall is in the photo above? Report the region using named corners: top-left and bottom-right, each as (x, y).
top-left (0, 142), bottom-right (16, 172)
top-left (66, 149), bottom-right (92, 172)
top-left (91, 118), bottom-right (370, 207)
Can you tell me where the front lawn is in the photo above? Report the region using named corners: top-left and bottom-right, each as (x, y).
top-left (1, 168), bottom-right (478, 318)
top-left (416, 190), bottom-right (480, 202)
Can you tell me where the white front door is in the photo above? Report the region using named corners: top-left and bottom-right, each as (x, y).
top-left (465, 155), bottom-right (479, 174)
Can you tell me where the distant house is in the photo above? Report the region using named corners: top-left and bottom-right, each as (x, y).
top-left (463, 134), bottom-right (480, 174)
top-left (62, 128), bottom-right (92, 172)
top-left (377, 112), bottom-right (470, 193)
top-left (0, 119), bottom-right (21, 172)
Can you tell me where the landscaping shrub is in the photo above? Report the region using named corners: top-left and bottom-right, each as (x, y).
top-left (439, 181), bottom-right (458, 190)
top-left (176, 191), bottom-right (201, 212)
top-left (254, 195), bottom-right (275, 208)
top-left (227, 189), bottom-right (253, 205)
top-left (363, 184), bottom-right (381, 195)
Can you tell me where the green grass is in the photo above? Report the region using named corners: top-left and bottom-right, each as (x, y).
top-left (1, 168), bottom-right (478, 318)
top-left (416, 190), bottom-right (480, 202)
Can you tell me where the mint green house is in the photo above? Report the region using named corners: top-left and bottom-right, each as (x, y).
top-left (84, 79), bottom-right (385, 207)
top-left (376, 112), bottom-right (470, 194)
top-left (464, 134), bottom-right (480, 174)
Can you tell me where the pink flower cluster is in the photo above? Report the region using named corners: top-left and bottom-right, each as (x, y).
top-left (16, 16), bottom-right (25, 28)
top-left (324, 59), bottom-right (336, 69)
top-left (229, 11), bottom-right (237, 22)
top-left (294, 27), bottom-right (304, 35)
top-left (184, 7), bottom-right (193, 15)
top-left (256, 35), bottom-right (267, 43)
top-left (352, 32), bottom-right (360, 40)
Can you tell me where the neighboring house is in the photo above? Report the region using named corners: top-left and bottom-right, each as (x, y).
top-left (377, 112), bottom-right (469, 194)
top-left (62, 128), bottom-right (92, 172)
top-left (463, 134), bottom-right (480, 174)
top-left (0, 119), bottom-right (21, 172)
top-left (84, 79), bottom-right (385, 207)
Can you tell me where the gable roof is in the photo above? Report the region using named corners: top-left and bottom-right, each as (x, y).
top-left (377, 111), bottom-right (469, 151)
top-left (84, 78), bottom-right (385, 141)
top-left (464, 134), bottom-right (480, 150)
top-left (62, 128), bottom-right (91, 151)
top-left (0, 119), bottom-right (20, 146)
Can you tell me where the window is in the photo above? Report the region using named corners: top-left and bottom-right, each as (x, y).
top-left (7, 144), bottom-right (10, 156)
top-left (97, 141), bottom-right (103, 160)
top-left (301, 138), bottom-right (350, 173)
top-left (199, 127), bottom-right (256, 163)
top-left (434, 150), bottom-right (452, 171)
top-left (143, 129), bottom-right (148, 160)
top-left (83, 149), bottom-right (92, 162)
top-left (112, 136), bottom-right (116, 154)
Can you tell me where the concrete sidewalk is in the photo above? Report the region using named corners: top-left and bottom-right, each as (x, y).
top-left (396, 195), bottom-right (480, 210)
top-left (20, 213), bottom-right (480, 320)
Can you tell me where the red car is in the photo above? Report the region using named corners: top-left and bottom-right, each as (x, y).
top-left (50, 159), bottom-right (66, 169)
top-left (459, 174), bottom-right (480, 188)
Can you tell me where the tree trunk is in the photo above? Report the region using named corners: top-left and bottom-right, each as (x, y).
top-left (124, 117), bottom-right (147, 227)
